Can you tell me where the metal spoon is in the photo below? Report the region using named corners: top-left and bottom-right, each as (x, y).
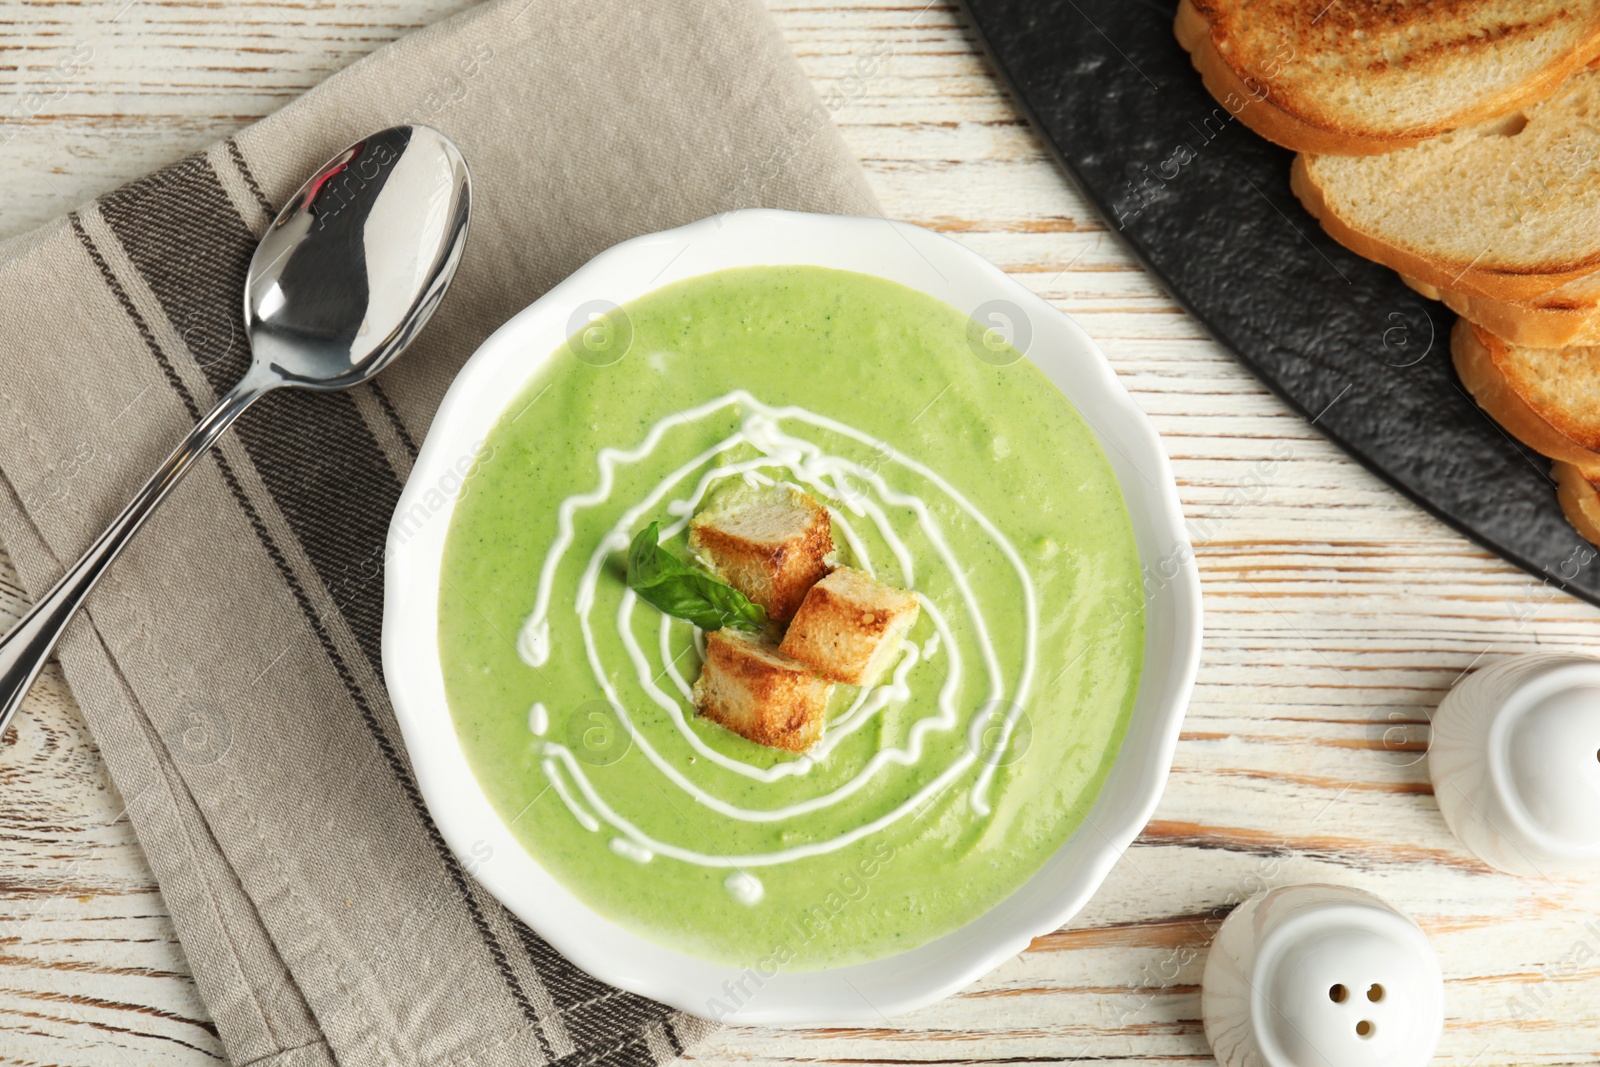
top-left (0, 125), bottom-right (471, 736)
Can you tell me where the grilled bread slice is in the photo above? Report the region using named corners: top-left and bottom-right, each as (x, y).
top-left (1176, 0), bottom-right (1600, 156)
top-left (1294, 71), bottom-right (1600, 302)
top-left (1452, 319), bottom-right (1600, 468)
top-left (1554, 461), bottom-right (1600, 546)
top-left (1405, 273), bottom-right (1600, 350)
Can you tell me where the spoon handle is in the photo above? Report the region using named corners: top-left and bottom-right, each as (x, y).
top-left (0, 380), bottom-right (269, 739)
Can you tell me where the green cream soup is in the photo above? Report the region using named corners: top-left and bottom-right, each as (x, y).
top-left (438, 265), bottom-right (1144, 969)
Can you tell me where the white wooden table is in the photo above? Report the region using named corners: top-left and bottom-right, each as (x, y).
top-left (2, 2), bottom-right (1598, 1064)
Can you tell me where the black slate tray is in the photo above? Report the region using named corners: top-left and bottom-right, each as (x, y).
top-left (959, 0), bottom-right (1600, 606)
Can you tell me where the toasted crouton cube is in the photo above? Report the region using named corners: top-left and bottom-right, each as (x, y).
top-left (692, 629), bottom-right (834, 752)
top-left (688, 482), bottom-right (834, 622)
top-left (778, 567), bottom-right (920, 686)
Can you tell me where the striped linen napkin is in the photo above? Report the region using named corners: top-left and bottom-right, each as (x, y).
top-left (0, 2), bottom-right (877, 1064)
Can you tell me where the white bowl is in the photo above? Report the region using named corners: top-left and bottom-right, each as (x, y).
top-left (382, 209), bottom-right (1202, 1024)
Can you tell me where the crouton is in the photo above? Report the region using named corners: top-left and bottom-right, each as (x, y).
top-left (692, 629), bottom-right (834, 752)
top-left (778, 567), bottom-right (919, 686)
top-left (688, 481), bottom-right (834, 622)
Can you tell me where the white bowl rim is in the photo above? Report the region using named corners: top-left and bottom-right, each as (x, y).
top-left (381, 208), bottom-right (1203, 1025)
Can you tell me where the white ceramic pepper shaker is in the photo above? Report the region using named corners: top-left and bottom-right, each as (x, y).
top-left (1202, 883), bottom-right (1443, 1067)
top-left (1430, 654), bottom-right (1600, 877)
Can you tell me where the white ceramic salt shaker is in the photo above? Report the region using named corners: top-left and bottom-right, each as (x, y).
top-left (1202, 883), bottom-right (1443, 1067)
top-left (1430, 654), bottom-right (1600, 877)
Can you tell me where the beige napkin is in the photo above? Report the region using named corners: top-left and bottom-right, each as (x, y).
top-left (0, 2), bottom-right (877, 1064)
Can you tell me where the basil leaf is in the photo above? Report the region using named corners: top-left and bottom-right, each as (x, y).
top-left (625, 521), bottom-right (769, 632)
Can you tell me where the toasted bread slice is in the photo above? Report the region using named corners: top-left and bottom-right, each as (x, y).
top-left (778, 567), bottom-right (919, 687)
top-left (1405, 273), bottom-right (1600, 350)
top-left (689, 482), bottom-right (834, 622)
top-left (1554, 462), bottom-right (1600, 546)
top-left (691, 629), bottom-right (833, 753)
top-left (1295, 72), bottom-right (1600, 302)
top-left (1176, 0), bottom-right (1600, 156)
top-left (1452, 319), bottom-right (1600, 468)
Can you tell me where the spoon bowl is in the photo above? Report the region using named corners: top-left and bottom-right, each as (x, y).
top-left (246, 125), bottom-right (471, 390)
